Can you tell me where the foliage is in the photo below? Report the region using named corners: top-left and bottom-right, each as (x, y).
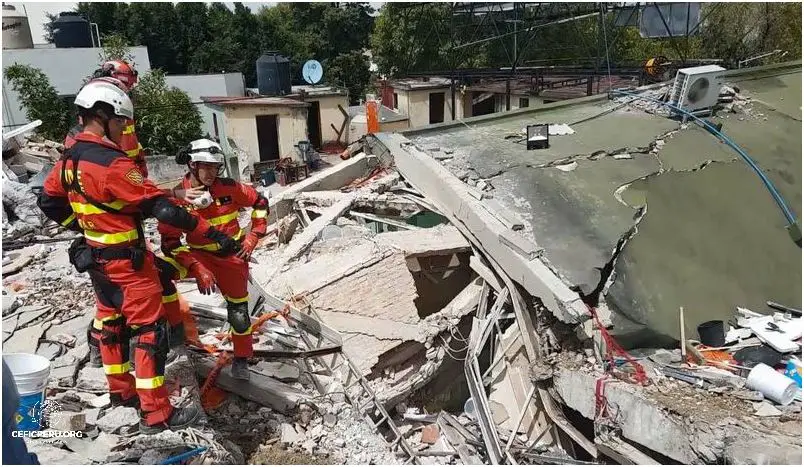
top-left (698, 2), bottom-right (802, 66)
top-left (99, 33), bottom-right (135, 64)
top-left (327, 51), bottom-right (373, 103)
top-left (131, 70), bottom-right (202, 155)
top-left (64, 2), bottom-right (375, 102)
top-left (3, 65), bottom-right (72, 140)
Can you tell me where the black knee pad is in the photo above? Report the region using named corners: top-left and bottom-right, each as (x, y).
top-left (227, 301), bottom-right (251, 334)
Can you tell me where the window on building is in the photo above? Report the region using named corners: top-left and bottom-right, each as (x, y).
top-left (393, 92), bottom-right (399, 109)
top-left (519, 97), bottom-right (530, 108)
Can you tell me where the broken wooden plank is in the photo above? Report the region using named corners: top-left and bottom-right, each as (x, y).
top-left (194, 355), bottom-right (307, 414)
top-left (349, 210), bottom-right (421, 230)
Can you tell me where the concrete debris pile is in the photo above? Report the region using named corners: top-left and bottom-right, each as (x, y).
top-left (2, 135), bottom-right (64, 241)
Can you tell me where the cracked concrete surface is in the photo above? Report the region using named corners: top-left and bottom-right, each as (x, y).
top-left (408, 65), bottom-right (801, 346)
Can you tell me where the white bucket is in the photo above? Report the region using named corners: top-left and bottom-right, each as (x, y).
top-left (746, 363), bottom-right (797, 406)
top-left (3, 353), bottom-right (51, 430)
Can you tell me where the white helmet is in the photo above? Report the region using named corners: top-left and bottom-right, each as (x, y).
top-left (187, 138), bottom-right (224, 165)
top-left (74, 78), bottom-right (134, 120)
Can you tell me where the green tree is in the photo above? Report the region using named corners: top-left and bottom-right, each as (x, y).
top-left (327, 51), bottom-right (372, 103)
top-left (699, 2), bottom-right (802, 66)
top-left (98, 32), bottom-right (135, 63)
top-left (4, 65), bottom-right (72, 141)
top-left (131, 70), bottom-right (202, 155)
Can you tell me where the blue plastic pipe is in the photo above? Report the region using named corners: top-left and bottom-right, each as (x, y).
top-left (609, 89), bottom-right (799, 233)
top-left (159, 446), bottom-right (208, 465)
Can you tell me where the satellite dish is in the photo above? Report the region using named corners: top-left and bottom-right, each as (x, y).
top-left (302, 60), bottom-right (323, 85)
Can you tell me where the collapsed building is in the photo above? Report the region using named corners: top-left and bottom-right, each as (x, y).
top-left (2, 60), bottom-right (802, 465)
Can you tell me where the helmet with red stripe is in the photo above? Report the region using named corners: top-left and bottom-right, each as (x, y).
top-left (95, 60), bottom-right (139, 91)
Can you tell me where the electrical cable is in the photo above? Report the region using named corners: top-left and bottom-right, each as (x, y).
top-left (609, 88), bottom-right (800, 244)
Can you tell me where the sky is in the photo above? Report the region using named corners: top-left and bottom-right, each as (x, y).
top-left (10, 1), bottom-right (384, 44)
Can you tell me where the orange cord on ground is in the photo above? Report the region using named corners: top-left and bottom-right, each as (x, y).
top-left (198, 306), bottom-right (292, 409)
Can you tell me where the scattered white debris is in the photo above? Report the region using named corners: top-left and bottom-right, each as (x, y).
top-left (549, 123), bottom-right (575, 136)
top-left (555, 162), bottom-right (578, 172)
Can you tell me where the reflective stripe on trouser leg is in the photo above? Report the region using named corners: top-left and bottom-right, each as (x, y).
top-left (155, 255), bottom-right (183, 327)
top-left (226, 298), bottom-right (253, 359)
top-left (131, 321), bottom-right (172, 425)
top-left (98, 316), bottom-right (136, 402)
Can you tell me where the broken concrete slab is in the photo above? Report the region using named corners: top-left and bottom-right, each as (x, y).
top-left (4, 322), bottom-right (49, 354)
top-left (97, 406), bottom-right (139, 434)
top-left (195, 356), bottom-right (308, 414)
top-left (76, 366), bottom-right (108, 392)
top-left (89, 393), bottom-right (111, 409)
top-left (257, 193), bottom-right (357, 284)
top-left (374, 225), bottom-right (471, 257)
top-left (553, 365), bottom-right (801, 464)
top-left (280, 422), bottom-right (303, 445)
top-left (270, 154), bottom-right (379, 221)
top-left (84, 408), bottom-right (100, 427)
top-left (254, 361), bottom-right (301, 382)
top-left (16, 305), bottom-right (53, 328)
top-left (50, 411), bottom-right (86, 432)
top-left (373, 133), bottom-right (591, 325)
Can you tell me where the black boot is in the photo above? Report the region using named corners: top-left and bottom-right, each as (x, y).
top-left (138, 406), bottom-right (201, 435)
top-left (230, 357), bottom-right (250, 380)
top-left (110, 393), bottom-right (140, 410)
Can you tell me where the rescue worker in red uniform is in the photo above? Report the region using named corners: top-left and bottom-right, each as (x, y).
top-left (65, 72), bottom-right (204, 368)
top-left (158, 139), bottom-right (270, 380)
top-left (65, 60), bottom-right (145, 174)
top-left (37, 80), bottom-right (240, 433)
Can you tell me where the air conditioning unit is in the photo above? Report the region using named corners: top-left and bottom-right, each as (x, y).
top-left (668, 65), bottom-right (726, 113)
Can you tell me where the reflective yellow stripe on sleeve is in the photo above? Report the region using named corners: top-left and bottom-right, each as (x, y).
top-left (103, 362), bottom-right (132, 375)
top-left (251, 209), bottom-right (267, 219)
top-left (187, 229), bottom-right (243, 251)
top-left (135, 376), bottom-right (165, 390)
top-left (61, 214), bottom-right (76, 226)
top-left (160, 256), bottom-right (188, 280)
top-left (84, 228), bottom-right (139, 245)
top-left (122, 124), bottom-right (136, 135)
top-left (208, 211), bottom-right (239, 226)
top-left (70, 200), bottom-right (129, 215)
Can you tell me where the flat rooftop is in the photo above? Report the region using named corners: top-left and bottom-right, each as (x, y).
top-left (405, 62), bottom-right (802, 345)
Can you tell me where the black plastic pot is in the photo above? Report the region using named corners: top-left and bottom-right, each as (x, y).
top-left (697, 320), bottom-right (725, 347)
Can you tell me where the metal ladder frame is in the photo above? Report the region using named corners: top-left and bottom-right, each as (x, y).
top-left (248, 278), bottom-right (420, 464)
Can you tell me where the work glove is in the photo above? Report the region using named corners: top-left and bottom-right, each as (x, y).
top-left (204, 227), bottom-right (240, 255)
top-left (188, 262), bottom-right (216, 295)
top-left (236, 233), bottom-right (259, 261)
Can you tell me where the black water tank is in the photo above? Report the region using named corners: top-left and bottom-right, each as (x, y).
top-left (256, 53), bottom-right (291, 96)
top-left (53, 12), bottom-right (92, 48)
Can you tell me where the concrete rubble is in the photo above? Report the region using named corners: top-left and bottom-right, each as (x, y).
top-left (3, 62), bottom-right (801, 466)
